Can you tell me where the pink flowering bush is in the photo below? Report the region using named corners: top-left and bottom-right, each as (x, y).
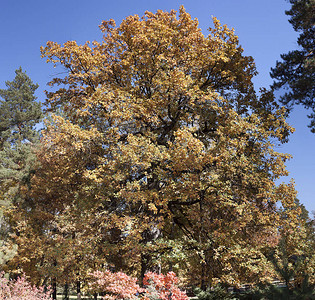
top-left (90, 270), bottom-right (143, 300)
top-left (90, 270), bottom-right (188, 300)
top-left (143, 272), bottom-right (188, 300)
top-left (0, 272), bottom-right (51, 300)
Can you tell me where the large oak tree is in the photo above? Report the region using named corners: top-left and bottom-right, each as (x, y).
top-left (8, 7), bottom-right (299, 289)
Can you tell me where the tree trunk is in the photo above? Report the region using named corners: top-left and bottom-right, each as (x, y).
top-left (52, 278), bottom-right (57, 300)
top-left (140, 225), bottom-right (162, 283)
top-left (77, 280), bottom-right (81, 300)
top-left (201, 262), bottom-right (206, 291)
top-left (64, 282), bottom-right (69, 300)
top-left (140, 175), bottom-right (163, 282)
top-left (168, 219), bottom-right (175, 272)
top-left (140, 253), bottom-right (149, 283)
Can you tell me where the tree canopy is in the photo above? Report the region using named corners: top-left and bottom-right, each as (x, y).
top-left (5, 7), bottom-right (302, 290)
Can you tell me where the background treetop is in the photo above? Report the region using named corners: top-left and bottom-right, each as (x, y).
top-left (271, 0), bottom-right (315, 131)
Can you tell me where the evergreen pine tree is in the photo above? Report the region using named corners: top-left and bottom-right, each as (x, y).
top-left (0, 67), bottom-right (42, 267)
top-left (270, 0), bottom-right (315, 131)
top-left (0, 67), bottom-right (42, 202)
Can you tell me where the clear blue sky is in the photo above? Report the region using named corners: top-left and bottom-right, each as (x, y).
top-left (1, 0), bottom-right (314, 213)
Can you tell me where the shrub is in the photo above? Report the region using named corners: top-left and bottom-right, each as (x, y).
top-left (0, 272), bottom-right (51, 300)
top-left (89, 270), bottom-right (143, 299)
top-left (193, 285), bottom-right (238, 300)
top-left (143, 272), bottom-right (188, 300)
top-left (90, 270), bottom-right (188, 300)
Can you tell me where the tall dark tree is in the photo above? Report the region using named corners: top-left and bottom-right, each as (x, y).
top-left (270, 0), bottom-right (315, 131)
top-left (0, 67), bottom-right (42, 202)
top-left (0, 68), bottom-right (42, 268)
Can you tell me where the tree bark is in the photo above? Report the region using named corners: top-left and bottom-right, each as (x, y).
top-left (64, 282), bottom-right (69, 300)
top-left (77, 280), bottom-right (81, 300)
top-left (140, 225), bottom-right (162, 283)
top-left (201, 262), bottom-right (206, 291)
top-left (52, 278), bottom-right (57, 300)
